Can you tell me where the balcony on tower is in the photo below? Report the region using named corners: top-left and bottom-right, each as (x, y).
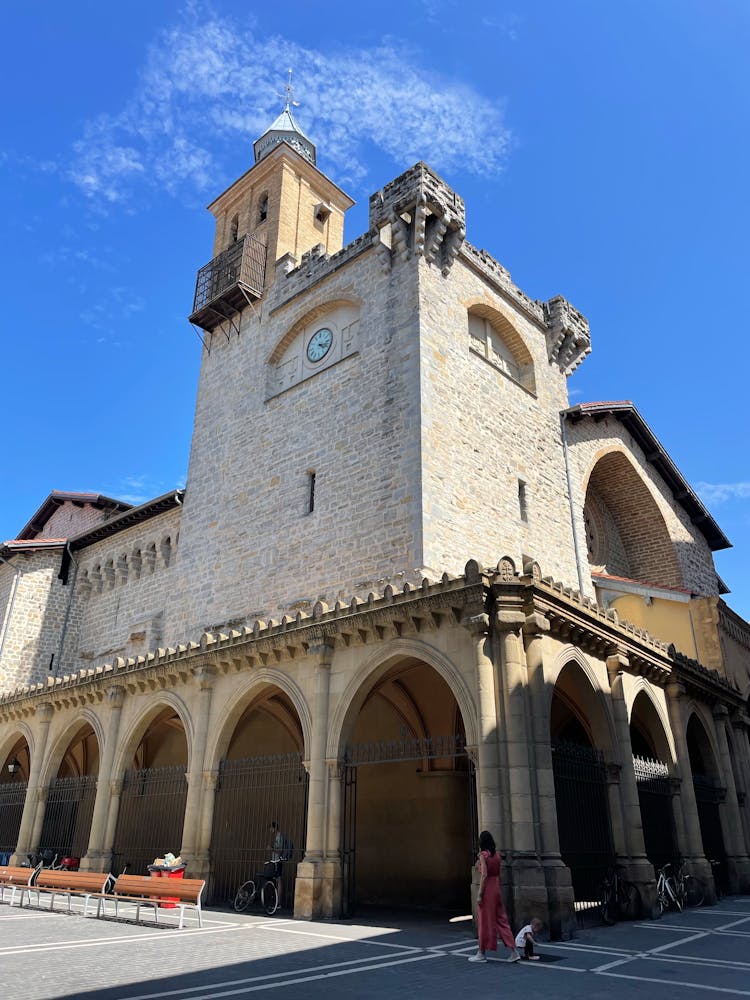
top-left (189, 234), bottom-right (267, 331)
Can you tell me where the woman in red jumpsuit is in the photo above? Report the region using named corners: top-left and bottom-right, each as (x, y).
top-left (469, 830), bottom-right (521, 963)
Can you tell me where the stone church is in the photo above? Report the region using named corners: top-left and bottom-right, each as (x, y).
top-left (1, 104), bottom-right (749, 935)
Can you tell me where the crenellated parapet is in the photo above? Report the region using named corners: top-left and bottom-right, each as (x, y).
top-left (543, 295), bottom-right (592, 375)
top-left (369, 162), bottom-right (466, 274)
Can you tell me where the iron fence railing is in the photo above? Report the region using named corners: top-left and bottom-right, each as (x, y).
top-left (209, 752), bottom-right (308, 909)
top-left (343, 734), bottom-right (467, 766)
top-left (38, 774), bottom-right (97, 861)
top-left (112, 766), bottom-right (188, 877)
top-left (0, 781), bottom-right (27, 855)
top-left (192, 235), bottom-right (266, 313)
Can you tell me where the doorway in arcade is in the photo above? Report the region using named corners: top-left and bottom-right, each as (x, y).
top-left (340, 659), bottom-right (476, 917)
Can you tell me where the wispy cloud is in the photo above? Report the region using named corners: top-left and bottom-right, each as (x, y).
top-left (695, 482), bottom-right (750, 504)
top-left (67, 3), bottom-right (513, 203)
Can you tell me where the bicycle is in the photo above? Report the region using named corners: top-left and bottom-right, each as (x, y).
top-left (673, 858), bottom-right (704, 909)
top-left (656, 863), bottom-right (682, 913)
top-left (233, 861), bottom-right (281, 916)
top-left (600, 866), bottom-right (641, 925)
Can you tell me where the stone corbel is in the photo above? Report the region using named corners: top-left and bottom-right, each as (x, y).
top-left (606, 762), bottom-right (622, 782)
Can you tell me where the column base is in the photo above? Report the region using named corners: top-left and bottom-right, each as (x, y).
top-left (726, 855), bottom-right (750, 894)
top-left (619, 856), bottom-right (657, 918)
top-left (186, 853), bottom-right (211, 882)
top-left (508, 853), bottom-right (548, 929)
top-left (79, 851), bottom-right (110, 873)
top-left (541, 856), bottom-right (575, 940)
top-left (294, 859), bottom-right (342, 920)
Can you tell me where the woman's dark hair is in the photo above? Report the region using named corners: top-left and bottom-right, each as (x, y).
top-left (479, 830), bottom-right (496, 856)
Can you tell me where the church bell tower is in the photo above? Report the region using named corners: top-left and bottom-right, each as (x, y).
top-left (188, 86), bottom-right (354, 334)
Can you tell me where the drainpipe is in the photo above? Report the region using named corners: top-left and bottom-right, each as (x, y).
top-left (55, 542), bottom-right (79, 678)
top-left (560, 410), bottom-right (586, 595)
top-left (0, 554), bottom-right (22, 665)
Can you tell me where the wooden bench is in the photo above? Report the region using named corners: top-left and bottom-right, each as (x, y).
top-left (0, 865), bottom-right (34, 906)
top-left (23, 869), bottom-right (110, 917)
top-left (101, 874), bottom-right (205, 929)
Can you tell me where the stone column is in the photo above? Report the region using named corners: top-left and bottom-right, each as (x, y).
top-left (29, 786), bottom-right (49, 853)
top-left (103, 777), bottom-right (123, 853)
top-left (731, 716), bottom-right (750, 857)
top-left (463, 612), bottom-right (502, 837)
top-left (295, 641), bottom-right (338, 920)
top-left (606, 652), bottom-right (656, 910)
top-left (523, 614), bottom-right (574, 938)
top-left (11, 702), bottom-right (54, 864)
top-left (80, 685), bottom-right (125, 871)
top-left (179, 664), bottom-right (217, 875)
top-left (713, 705), bottom-right (750, 892)
top-left (197, 770), bottom-right (219, 866)
top-left (495, 609), bottom-right (545, 923)
top-left (665, 681), bottom-right (713, 895)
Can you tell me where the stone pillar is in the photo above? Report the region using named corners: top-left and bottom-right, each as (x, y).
top-left (665, 681), bottom-right (713, 895)
top-left (197, 770), bottom-right (219, 873)
top-left (80, 685), bottom-right (125, 871)
top-left (731, 716), bottom-right (750, 857)
top-left (523, 615), bottom-right (574, 938)
top-left (713, 705), bottom-right (750, 892)
top-left (11, 702), bottom-right (54, 864)
top-left (179, 664), bottom-right (217, 874)
top-left (295, 641), bottom-right (339, 920)
top-left (103, 778), bottom-right (123, 853)
top-left (29, 786), bottom-right (49, 853)
top-left (606, 653), bottom-right (656, 910)
top-left (495, 609), bottom-right (545, 923)
top-left (463, 613), bottom-right (502, 837)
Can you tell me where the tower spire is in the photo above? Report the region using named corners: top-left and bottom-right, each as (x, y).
top-left (254, 69), bottom-right (316, 165)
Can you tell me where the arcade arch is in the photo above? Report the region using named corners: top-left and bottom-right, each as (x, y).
top-left (550, 661), bottom-right (615, 909)
top-left (629, 690), bottom-right (677, 867)
top-left (686, 712), bottom-right (727, 889)
top-left (111, 706), bottom-right (189, 876)
top-left (39, 721), bottom-right (100, 865)
top-left (209, 684), bottom-right (307, 907)
top-left (337, 655), bottom-right (475, 916)
top-left (0, 734), bottom-right (30, 858)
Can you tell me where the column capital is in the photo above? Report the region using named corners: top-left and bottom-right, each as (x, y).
top-left (36, 702), bottom-right (54, 722)
top-left (309, 640), bottom-right (335, 667)
top-left (666, 680), bottom-right (687, 702)
top-left (202, 769), bottom-right (219, 791)
top-left (461, 612), bottom-right (489, 637)
top-left (712, 703), bottom-right (730, 721)
top-left (606, 648), bottom-right (629, 676)
top-left (494, 609), bottom-right (526, 634)
top-left (192, 664), bottom-right (218, 690)
top-left (106, 684), bottom-right (125, 708)
top-left (522, 612), bottom-right (550, 636)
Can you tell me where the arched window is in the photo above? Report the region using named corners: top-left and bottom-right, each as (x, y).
top-left (467, 306), bottom-right (535, 393)
top-left (257, 193), bottom-right (268, 224)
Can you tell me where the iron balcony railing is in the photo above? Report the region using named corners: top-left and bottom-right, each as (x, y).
top-left (191, 234), bottom-right (267, 315)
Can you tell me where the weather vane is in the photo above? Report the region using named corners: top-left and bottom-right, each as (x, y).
top-left (278, 68), bottom-right (300, 111)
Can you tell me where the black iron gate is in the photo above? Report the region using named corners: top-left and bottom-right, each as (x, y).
top-left (209, 752), bottom-right (308, 908)
top-left (112, 766), bottom-right (188, 876)
top-left (340, 734), bottom-right (476, 918)
top-left (38, 775), bottom-right (97, 861)
top-left (693, 773), bottom-right (728, 892)
top-left (0, 781), bottom-right (27, 858)
top-left (552, 741), bottom-right (614, 914)
top-left (634, 755), bottom-right (676, 868)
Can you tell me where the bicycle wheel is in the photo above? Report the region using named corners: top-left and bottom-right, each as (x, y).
top-left (619, 881), bottom-right (641, 920)
top-left (234, 880), bottom-right (255, 913)
top-left (600, 881), bottom-right (617, 925)
top-left (685, 877), bottom-right (704, 908)
top-left (665, 877), bottom-right (682, 912)
top-left (262, 879), bottom-right (279, 916)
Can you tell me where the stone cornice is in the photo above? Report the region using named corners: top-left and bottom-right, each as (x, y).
top-left (0, 556), bottom-right (740, 721)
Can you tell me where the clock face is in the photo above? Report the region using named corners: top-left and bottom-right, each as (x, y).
top-left (307, 327), bottom-right (333, 363)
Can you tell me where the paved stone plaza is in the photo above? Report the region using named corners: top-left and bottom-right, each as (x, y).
top-left (3, 897), bottom-right (750, 999)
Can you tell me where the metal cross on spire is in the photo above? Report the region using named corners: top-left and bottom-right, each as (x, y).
top-left (278, 68), bottom-right (300, 111)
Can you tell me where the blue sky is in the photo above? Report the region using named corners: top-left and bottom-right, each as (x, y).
top-left (2, 0), bottom-right (748, 619)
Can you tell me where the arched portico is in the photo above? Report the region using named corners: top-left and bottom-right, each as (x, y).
top-left (331, 650), bottom-right (476, 917)
top-left (0, 732), bottom-right (31, 860)
top-left (207, 680), bottom-right (308, 908)
top-left (110, 702), bottom-right (190, 876)
top-left (686, 711), bottom-right (728, 891)
top-left (629, 689), bottom-right (678, 868)
top-left (550, 659), bottom-right (617, 917)
top-left (36, 717), bottom-right (101, 865)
